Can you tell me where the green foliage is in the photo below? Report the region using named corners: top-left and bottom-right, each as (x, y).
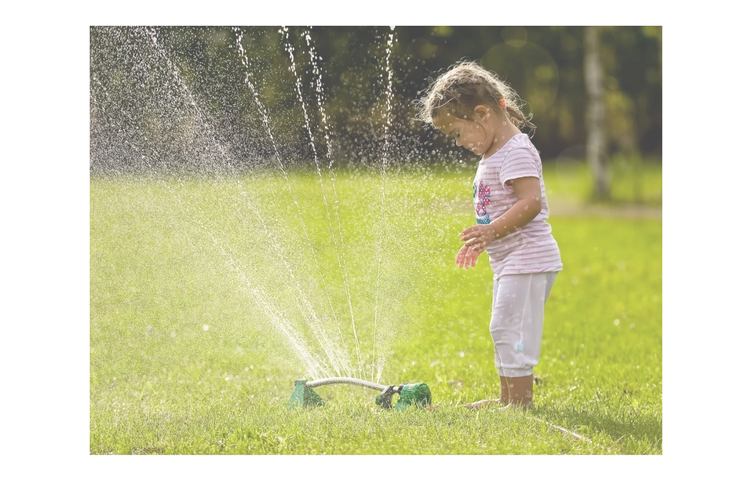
top-left (90, 169), bottom-right (661, 454)
top-left (544, 155), bottom-right (662, 205)
top-left (91, 26), bottom-right (662, 169)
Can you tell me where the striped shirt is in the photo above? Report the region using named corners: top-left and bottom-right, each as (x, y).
top-left (472, 133), bottom-right (563, 277)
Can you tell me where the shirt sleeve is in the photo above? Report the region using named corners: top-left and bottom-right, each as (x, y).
top-left (499, 145), bottom-right (541, 187)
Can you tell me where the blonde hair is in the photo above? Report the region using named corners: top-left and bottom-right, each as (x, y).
top-left (418, 60), bottom-right (536, 135)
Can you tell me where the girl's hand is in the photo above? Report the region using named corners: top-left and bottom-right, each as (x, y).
top-left (460, 224), bottom-right (498, 252)
top-left (456, 244), bottom-right (483, 270)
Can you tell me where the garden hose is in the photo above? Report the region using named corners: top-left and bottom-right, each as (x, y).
top-left (287, 377), bottom-right (431, 410)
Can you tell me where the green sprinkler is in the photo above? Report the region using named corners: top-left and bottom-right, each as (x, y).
top-left (288, 377), bottom-right (431, 411)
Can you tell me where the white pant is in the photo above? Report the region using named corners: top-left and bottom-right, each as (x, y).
top-left (490, 272), bottom-right (557, 378)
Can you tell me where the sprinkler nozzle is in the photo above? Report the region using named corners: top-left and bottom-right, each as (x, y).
top-left (393, 383), bottom-right (432, 411)
top-left (287, 379), bottom-right (324, 408)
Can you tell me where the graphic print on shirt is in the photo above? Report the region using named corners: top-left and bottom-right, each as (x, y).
top-left (474, 180), bottom-right (491, 224)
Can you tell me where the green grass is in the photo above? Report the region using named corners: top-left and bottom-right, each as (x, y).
top-left (90, 164), bottom-right (661, 454)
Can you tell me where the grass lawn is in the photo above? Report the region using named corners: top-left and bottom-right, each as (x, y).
top-left (90, 162), bottom-right (661, 454)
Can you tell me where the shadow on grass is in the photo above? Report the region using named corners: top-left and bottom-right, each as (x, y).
top-left (531, 404), bottom-right (662, 451)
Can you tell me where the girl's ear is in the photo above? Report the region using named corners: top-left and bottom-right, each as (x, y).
top-left (474, 105), bottom-right (489, 121)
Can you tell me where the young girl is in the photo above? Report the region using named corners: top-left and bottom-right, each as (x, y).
top-left (420, 61), bottom-right (563, 409)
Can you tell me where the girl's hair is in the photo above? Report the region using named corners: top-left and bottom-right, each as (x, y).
top-left (418, 60), bottom-right (536, 135)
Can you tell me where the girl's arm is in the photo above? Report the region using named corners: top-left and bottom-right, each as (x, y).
top-left (460, 177), bottom-right (542, 252)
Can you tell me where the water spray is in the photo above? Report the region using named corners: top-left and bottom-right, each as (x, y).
top-left (288, 377), bottom-right (431, 411)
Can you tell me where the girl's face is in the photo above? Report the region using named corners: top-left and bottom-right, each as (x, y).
top-left (432, 111), bottom-right (495, 158)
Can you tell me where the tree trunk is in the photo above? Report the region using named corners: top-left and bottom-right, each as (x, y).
top-left (584, 26), bottom-right (610, 201)
top-left (86, 29), bottom-right (94, 172)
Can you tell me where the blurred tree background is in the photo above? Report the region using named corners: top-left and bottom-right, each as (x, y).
top-left (90, 26), bottom-right (661, 195)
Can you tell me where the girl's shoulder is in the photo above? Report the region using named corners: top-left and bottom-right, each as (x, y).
top-left (506, 133), bottom-right (531, 147)
top-left (483, 134), bottom-right (537, 167)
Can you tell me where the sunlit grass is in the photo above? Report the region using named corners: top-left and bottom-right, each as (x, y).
top-left (90, 166), bottom-right (661, 454)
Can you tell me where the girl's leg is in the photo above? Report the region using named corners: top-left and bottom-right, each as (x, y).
top-left (487, 272), bottom-right (557, 408)
top-left (500, 374), bottom-right (534, 407)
